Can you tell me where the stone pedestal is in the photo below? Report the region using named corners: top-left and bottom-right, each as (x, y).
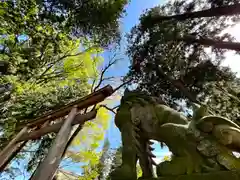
top-left (146, 171), bottom-right (240, 180)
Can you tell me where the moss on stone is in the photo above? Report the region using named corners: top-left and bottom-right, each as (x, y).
top-left (145, 171), bottom-right (240, 180)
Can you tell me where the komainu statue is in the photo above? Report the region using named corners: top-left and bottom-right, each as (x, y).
top-left (109, 89), bottom-right (240, 180)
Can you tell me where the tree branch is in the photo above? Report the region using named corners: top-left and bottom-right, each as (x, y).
top-left (38, 46), bottom-right (97, 80)
top-left (61, 54), bottom-right (125, 159)
top-left (100, 105), bottom-right (117, 114)
top-left (112, 78), bottom-right (133, 94)
top-left (177, 35), bottom-right (240, 52)
top-left (93, 55), bottom-right (120, 92)
top-left (145, 3), bottom-right (240, 25)
top-left (155, 64), bottom-right (200, 104)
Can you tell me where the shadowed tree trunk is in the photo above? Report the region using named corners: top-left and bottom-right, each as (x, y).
top-left (154, 64), bottom-right (200, 104)
top-left (177, 35), bottom-right (240, 52)
top-left (147, 3), bottom-right (240, 24)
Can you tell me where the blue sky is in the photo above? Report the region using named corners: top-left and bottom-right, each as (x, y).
top-left (103, 0), bottom-right (164, 79)
top-left (103, 0), bottom-right (170, 166)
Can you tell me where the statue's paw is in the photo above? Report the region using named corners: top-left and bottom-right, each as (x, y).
top-left (156, 157), bottom-right (197, 177)
top-left (109, 166), bottom-right (137, 180)
top-left (156, 161), bottom-right (184, 176)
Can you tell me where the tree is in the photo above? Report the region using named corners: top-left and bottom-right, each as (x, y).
top-left (203, 80), bottom-right (240, 123)
top-left (0, 44), bottom-right (105, 177)
top-left (0, 0), bottom-right (128, 48)
top-left (109, 147), bottom-right (122, 175)
top-left (140, 1), bottom-right (240, 52)
top-left (107, 146), bottom-right (142, 179)
top-left (35, 0), bottom-right (129, 46)
top-left (125, 0), bottom-right (240, 122)
top-left (96, 138), bottom-right (111, 180)
top-left (0, 0), bottom-right (128, 105)
top-left (60, 64), bottom-right (127, 180)
top-left (142, 1), bottom-right (240, 24)
top-left (0, 0), bottom-right (129, 179)
top-left (64, 108), bottom-right (110, 155)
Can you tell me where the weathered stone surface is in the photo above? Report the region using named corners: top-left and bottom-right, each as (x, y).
top-left (146, 171), bottom-right (240, 180)
top-left (111, 89), bottom-right (240, 180)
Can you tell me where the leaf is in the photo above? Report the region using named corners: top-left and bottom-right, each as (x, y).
top-left (163, 155), bottom-right (171, 161)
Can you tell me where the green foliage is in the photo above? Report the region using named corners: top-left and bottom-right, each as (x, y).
top-left (203, 80), bottom-right (240, 122)
top-left (136, 163), bottom-right (143, 178)
top-left (0, 0), bottom-right (107, 148)
top-left (0, 1), bottom-right (112, 175)
top-left (106, 146), bottom-right (122, 180)
top-left (0, 0), bottom-right (127, 178)
top-left (63, 106), bottom-right (112, 179)
top-left (70, 107), bottom-right (110, 148)
top-left (0, 45), bottom-right (105, 173)
top-left (125, 0), bottom-right (240, 122)
top-left (97, 138), bottom-right (111, 180)
top-left (36, 0), bottom-right (129, 46)
top-left (107, 146), bottom-right (142, 179)
top-left (0, 43), bottom-right (103, 140)
top-left (27, 136), bottom-right (53, 172)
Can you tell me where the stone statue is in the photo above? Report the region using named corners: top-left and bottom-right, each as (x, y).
top-left (109, 89), bottom-right (240, 180)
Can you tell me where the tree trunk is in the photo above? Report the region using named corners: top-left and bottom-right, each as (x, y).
top-left (154, 64), bottom-right (200, 104)
top-left (150, 3), bottom-right (240, 23)
top-left (178, 35), bottom-right (240, 52)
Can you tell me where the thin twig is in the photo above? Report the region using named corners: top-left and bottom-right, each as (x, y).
top-left (112, 79), bottom-right (133, 94)
top-left (93, 55), bottom-right (121, 91)
top-left (112, 105), bottom-right (120, 110)
top-left (102, 76), bottom-right (115, 82)
top-left (100, 105), bottom-right (117, 114)
top-left (38, 46), bottom-right (97, 80)
top-left (90, 78), bottom-right (97, 93)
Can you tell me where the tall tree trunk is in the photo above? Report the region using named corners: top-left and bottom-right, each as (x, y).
top-left (154, 63), bottom-right (200, 104)
top-left (148, 39), bottom-right (200, 104)
top-left (149, 3), bottom-right (240, 24)
top-left (178, 35), bottom-right (240, 52)
top-left (133, 37), bottom-right (201, 105)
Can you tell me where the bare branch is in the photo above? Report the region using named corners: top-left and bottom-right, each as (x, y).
top-left (36, 61), bottom-right (86, 84)
top-left (100, 105), bottom-right (117, 114)
top-left (38, 46), bottom-right (97, 80)
top-left (93, 55), bottom-right (121, 91)
top-left (112, 105), bottom-right (120, 110)
top-left (61, 54), bottom-right (123, 159)
top-left (102, 76), bottom-right (116, 82)
top-left (90, 78), bottom-right (97, 93)
top-left (112, 78), bottom-right (133, 94)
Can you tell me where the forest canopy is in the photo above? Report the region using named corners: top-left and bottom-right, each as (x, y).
top-left (0, 0), bottom-right (240, 179)
top-left (0, 0), bottom-right (128, 179)
top-left (125, 0), bottom-right (240, 122)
